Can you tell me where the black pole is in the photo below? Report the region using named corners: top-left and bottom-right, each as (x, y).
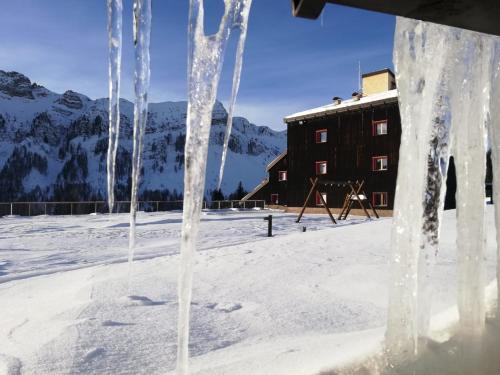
top-left (264, 215), bottom-right (273, 237)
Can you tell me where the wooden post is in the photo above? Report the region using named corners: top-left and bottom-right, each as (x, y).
top-left (10, 203), bottom-right (12, 216)
top-left (296, 177), bottom-right (319, 223)
top-left (317, 188), bottom-right (337, 224)
top-left (349, 181), bottom-right (371, 219)
top-left (44, 203), bottom-right (47, 215)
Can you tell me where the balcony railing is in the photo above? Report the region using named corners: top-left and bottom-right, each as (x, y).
top-left (0, 200), bottom-right (266, 217)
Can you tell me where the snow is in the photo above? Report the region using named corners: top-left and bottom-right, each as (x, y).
top-left (284, 89), bottom-right (398, 123)
top-left (0, 207), bottom-right (497, 374)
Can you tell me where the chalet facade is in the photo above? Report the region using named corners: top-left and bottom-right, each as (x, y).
top-left (245, 69), bottom-right (402, 213)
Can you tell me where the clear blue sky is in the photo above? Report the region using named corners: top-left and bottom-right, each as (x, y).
top-left (0, 0), bottom-right (395, 130)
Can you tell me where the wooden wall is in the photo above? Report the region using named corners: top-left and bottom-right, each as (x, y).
top-left (286, 101), bottom-right (401, 210)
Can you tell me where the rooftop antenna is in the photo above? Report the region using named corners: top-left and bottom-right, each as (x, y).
top-left (358, 61), bottom-right (362, 94)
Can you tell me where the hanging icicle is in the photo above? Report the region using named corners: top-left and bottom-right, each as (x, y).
top-left (176, 1), bottom-right (253, 374)
top-left (386, 17), bottom-right (455, 362)
top-left (106, 0), bottom-right (123, 214)
top-left (217, 0), bottom-right (252, 191)
top-left (128, 0), bottom-right (152, 271)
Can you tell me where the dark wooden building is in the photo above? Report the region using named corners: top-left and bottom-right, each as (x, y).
top-left (244, 68), bottom-right (491, 214)
top-left (242, 150), bottom-right (288, 206)
top-left (245, 69), bottom-right (401, 213)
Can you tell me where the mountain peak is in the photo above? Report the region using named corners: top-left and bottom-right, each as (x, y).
top-left (0, 70), bottom-right (35, 99)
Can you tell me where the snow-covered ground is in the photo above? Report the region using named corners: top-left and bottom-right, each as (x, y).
top-left (0, 207), bottom-right (497, 374)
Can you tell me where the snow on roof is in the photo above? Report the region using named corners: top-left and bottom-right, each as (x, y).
top-left (266, 150), bottom-right (287, 172)
top-left (284, 89), bottom-right (398, 123)
top-left (241, 179), bottom-right (268, 201)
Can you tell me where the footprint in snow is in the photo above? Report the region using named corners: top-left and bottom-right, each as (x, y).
top-left (83, 348), bottom-right (105, 362)
top-left (205, 302), bottom-right (242, 313)
top-left (102, 320), bottom-right (135, 327)
top-left (125, 295), bottom-right (166, 306)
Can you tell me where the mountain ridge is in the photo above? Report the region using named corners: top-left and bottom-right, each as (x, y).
top-left (0, 70), bottom-right (286, 202)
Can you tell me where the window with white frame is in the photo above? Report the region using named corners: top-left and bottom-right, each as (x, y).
top-left (315, 191), bottom-right (327, 206)
top-left (372, 156), bottom-right (388, 171)
top-left (278, 171), bottom-right (287, 181)
top-left (315, 161), bottom-right (327, 175)
top-left (373, 120), bottom-right (388, 136)
top-left (372, 192), bottom-right (388, 207)
top-left (315, 129), bottom-right (327, 143)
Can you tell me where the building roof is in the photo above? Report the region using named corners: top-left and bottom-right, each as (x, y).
top-left (284, 89), bottom-right (398, 123)
top-left (266, 150), bottom-right (287, 172)
top-left (241, 179), bottom-right (268, 201)
top-left (362, 68), bottom-right (395, 78)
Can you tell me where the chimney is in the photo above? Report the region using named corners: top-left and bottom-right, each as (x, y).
top-left (362, 69), bottom-right (396, 96)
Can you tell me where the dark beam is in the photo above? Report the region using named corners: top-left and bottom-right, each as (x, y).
top-left (291, 0), bottom-right (500, 36)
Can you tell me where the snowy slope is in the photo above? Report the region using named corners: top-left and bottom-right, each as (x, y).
top-left (0, 70), bottom-right (286, 201)
top-left (0, 208), bottom-right (498, 374)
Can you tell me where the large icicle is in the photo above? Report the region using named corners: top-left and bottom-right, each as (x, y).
top-left (451, 31), bottom-right (490, 337)
top-left (489, 39), bottom-right (500, 310)
top-left (386, 18), bottom-right (453, 362)
top-left (217, 0), bottom-right (252, 190)
top-left (106, 0), bottom-right (123, 214)
top-left (128, 0), bottom-right (152, 267)
top-left (449, 29), bottom-right (490, 374)
top-left (176, 1), bottom-right (252, 374)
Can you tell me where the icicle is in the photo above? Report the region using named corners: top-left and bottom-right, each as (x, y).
top-left (176, 1), bottom-right (252, 373)
top-left (217, 0), bottom-right (252, 191)
top-left (451, 31), bottom-right (490, 338)
top-left (489, 39), bottom-right (500, 311)
top-left (128, 0), bottom-right (152, 274)
top-left (106, 0), bottom-right (123, 214)
top-left (386, 18), bottom-right (454, 362)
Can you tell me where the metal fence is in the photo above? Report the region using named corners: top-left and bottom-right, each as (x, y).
top-left (0, 200), bottom-right (266, 217)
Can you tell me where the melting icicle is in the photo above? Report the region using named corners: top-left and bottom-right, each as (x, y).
top-left (451, 31), bottom-right (489, 338)
top-left (128, 0), bottom-right (152, 270)
top-left (106, 0), bottom-right (123, 214)
top-left (386, 18), bottom-right (453, 361)
top-left (387, 17), bottom-right (494, 368)
top-left (489, 39), bottom-right (500, 310)
top-left (217, 0), bottom-right (252, 190)
top-left (177, 1), bottom-right (252, 373)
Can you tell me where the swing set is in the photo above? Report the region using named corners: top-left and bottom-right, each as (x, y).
top-left (296, 177), bottom-right (379, 224)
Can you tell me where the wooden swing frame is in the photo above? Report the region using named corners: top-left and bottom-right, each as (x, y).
top-left (295, 177), bottom-right (379, 224)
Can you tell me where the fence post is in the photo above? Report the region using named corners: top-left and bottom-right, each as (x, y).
top-left (70, 203), bottom-right (73, 215)
top-left (28, 203), bottom-right (31, 217)
top-left (231, 201), bottom-right (234, 209)
top-left (95, 202), bottom-right (97, 214)
top-left (218, 201), bottom-right (221, 210)
top-left (10, 203), bottom-right (12, 216)
top-left (44, 203), bottom-right (47, 215)
top-left (156, 201), bottom-right (159, 212)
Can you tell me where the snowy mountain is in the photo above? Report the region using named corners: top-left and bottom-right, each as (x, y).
top-left (0, 70), bottom-right (286, 202)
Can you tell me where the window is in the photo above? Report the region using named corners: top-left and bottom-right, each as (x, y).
top-left (315, 161), bottom-right (327, 175)
top-left (372, 156), bottom-right (388, 171)
top-left (372, 120), bottom-right (388, 136)
top-left (270, 194), bottom-right (279, 205)
top-left (372, 192), bottom-right (388, 207)
top-left (315, 129), bottom-right (327, 143)
top-left (315, 191), bottom-right (327, 206)
top-left (278, 171), bottom-right (287, 181)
